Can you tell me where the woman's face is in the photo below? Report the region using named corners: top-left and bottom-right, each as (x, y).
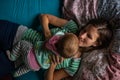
top-left (78, 25), bottom-right (99, 47)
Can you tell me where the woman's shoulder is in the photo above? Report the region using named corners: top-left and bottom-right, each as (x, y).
top-left (62, 20), bottom-right (78, 28)
top-left (60, 20), bottom-right (79, 33)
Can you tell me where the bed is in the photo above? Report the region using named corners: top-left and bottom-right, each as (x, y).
top-left (0, 0), bottom-right (120, 80)
top-left (0, 0), bottom-right (62, 80)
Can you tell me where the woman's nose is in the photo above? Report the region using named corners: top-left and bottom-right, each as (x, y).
top-left (80, 33), bottom-right (87, 39)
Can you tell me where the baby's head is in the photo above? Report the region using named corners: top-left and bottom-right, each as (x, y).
top-left (56, 33), bottom-right (79, 58)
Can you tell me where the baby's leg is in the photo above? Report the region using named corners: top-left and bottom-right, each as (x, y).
top-left (7, 40), bottom-right (33, 61)
top-left (13, 65), bottom-right (30, 77)
top-left (6, 41), bottom-right (23, 61)
top-left (22, 29), bottom-right (45, 45)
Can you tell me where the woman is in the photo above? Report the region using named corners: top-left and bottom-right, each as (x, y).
top-left (0, 14), bottom-right (113, 80)
top-left (40, 14), bottom-right (113, 80)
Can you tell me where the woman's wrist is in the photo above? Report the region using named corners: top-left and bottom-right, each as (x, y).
top-left (49, 63), bottom-right (56, 71)
top-left (44, 30), bottom-right (51, 39)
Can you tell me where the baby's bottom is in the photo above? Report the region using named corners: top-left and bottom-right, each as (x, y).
top-left (8, 40), bottom-right (40, 77)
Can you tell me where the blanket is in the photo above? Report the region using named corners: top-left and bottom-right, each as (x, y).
top-left (62, 0), bottom-right (120, 80)
top-left (63, 0), bottom-right (120, 29)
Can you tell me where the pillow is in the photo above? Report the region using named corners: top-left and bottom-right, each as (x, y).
top-left (62, 0), bottom-right (97, 27)
top-left (73, 29), bottom-right (120, 80)
top-left (110, 29), bottom-right (120, 54)
top-left (62, 0), bottom-right (120, 29)
top-left (104, 29), bottom-right (120, 80)
top-left (73, 49), bottom-right (109, 80)
top-left (62, 0), bottom-right (120, 79)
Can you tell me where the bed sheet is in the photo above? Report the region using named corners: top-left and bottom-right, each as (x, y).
top-left (0, 0), bottom-right (62, 27)
top-left (0, 0), bottom-right (62, 79)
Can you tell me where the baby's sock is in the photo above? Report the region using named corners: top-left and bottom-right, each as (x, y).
top-left (13, 65), bottom-right (30, 77)
top-left (6, 50), bottom-right (16, 61)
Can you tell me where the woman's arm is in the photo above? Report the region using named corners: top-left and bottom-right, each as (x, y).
top-left (40, 14), bottom-right (68, 39)
top-left (45, 67), bottom-right (70, 80)
top-left (54, 69), bottom-right (70, 80)
top-left (45, 61), bottom-right (56, 80)
top-left (45, 55), bottom-right (70, 80)
top-left (40, 14), bottom-right (68, 27)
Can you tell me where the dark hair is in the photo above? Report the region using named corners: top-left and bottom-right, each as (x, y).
top-left (87, 19), bottom-right (113, 49)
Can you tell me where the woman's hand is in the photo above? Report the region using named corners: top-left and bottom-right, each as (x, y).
top-left (45, 55), bottom-right (64, 80)
top-left (40, 14), bottom-right (68, 39)
top-left (40, 14), bottom-right (51, 40)
top-left (44, 31), bottom-right (52, 40)
top-left (50, 54), bottom-right (64, 68)
top-left (51, 54), bottom-right (64, 64)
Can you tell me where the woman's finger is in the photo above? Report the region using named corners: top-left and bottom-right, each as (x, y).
top-left (52, 55), bottom-right (56, 64)
top-left (60, 57), bottom-right (64, 62)
top-left (55, 55), bottom-right (60, 64)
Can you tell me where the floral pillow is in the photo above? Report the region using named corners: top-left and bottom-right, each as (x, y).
top-left (73, 29), bottom-right (120, 80)
top-left (110, 29), bottom-right (120, 54)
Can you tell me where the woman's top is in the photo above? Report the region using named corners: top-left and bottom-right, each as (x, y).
top-left (21, 20), bottom-right (79, 45)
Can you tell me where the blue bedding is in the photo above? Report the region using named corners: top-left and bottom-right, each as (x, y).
top-left (0, 0), bottom-right (62, 79)
top-left (0, 0), bottom-right (61, 26)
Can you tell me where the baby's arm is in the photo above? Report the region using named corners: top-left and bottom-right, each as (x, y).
top-left (40, 14), bottom-right (68, 39)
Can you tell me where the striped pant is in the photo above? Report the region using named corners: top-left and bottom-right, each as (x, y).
top-left (9, 40), bottom-right (33, 77)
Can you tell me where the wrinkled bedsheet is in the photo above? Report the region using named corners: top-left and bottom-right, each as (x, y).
top-left (62, 0), bottom-right (120, 80)
top-left (73, 29), bottom-right (120, 80)
top-left (63, 0), bottom-right (120, 29)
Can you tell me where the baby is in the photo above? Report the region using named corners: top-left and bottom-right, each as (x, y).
top-left (7, 32), bottom-right (80, 77)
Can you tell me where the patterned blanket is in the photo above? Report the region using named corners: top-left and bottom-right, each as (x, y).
top-left (62, 0), bottom-right (120, 80)
top-left (62, 0), bottom-right (120, 29)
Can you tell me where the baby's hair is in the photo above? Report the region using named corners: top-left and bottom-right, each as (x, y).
top-left (56, 33), bottom-right (79, 58)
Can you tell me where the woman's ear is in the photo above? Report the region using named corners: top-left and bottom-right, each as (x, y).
top-left (93, 41), bottom-right (101, 47)
top-left (92, 41), bottom-right (99, 47)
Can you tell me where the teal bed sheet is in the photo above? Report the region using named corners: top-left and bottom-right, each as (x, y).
top-left (0, 0), bottom-right (62, 80)
top-left (0, 0), bottom-right (62, 27)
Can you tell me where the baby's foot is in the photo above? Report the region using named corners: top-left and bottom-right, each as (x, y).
top-left (13, 66), bottom-right (30, 77)
top-left (6, 50), bottom-right (16, 61)
top-left (6, 50), bottom-right (11, 60)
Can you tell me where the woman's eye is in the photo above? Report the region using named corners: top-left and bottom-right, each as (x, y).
top-left (87, 34), bottom-right (92, 39)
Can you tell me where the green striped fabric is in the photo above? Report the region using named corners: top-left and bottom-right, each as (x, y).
top-left (21, 20), bottom-right (79, 46)
top-left (21, 29), bottom-right (45, 45)
top-left (65, 58), bottom-right (81, 76)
